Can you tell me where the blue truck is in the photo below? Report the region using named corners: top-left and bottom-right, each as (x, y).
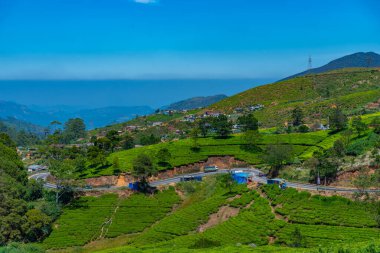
top-left (267, 178), bottom-right (287, 189)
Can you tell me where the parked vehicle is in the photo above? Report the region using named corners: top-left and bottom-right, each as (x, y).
top-left (267, 178), bottom-right (287, 189)
top-left (180, 175), bottom-right (202, 182)
top-left (257, 172), bottom-right (266, 177)
top-left (129, 181), bottom-right (157, 193)
top-left (204, 165), bottom-right (219, 173)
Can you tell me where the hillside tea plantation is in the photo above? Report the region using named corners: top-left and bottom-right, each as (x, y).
top-left (39, 178), bottom-right (380, 253)
top-left (42, 194), bottom-right (118, 249)
top-left (209, 68), bottom-right (380, 126)
top-left (42, 189), bottom-right (180, 249)
top-left (106, 188), bottom-right (181, 238)
top-left (262, 185), bottom-right (378, 227)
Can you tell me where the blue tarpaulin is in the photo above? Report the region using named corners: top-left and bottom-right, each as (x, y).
top-left (232, 172), bottom-right (249, 184)
top-left (128, 182), bottom-right (139, 191)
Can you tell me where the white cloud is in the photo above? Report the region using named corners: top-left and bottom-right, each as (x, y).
top-left (133, 0), bottom-right (158, 4)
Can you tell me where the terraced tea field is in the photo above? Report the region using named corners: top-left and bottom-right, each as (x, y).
top-left (43, 178), bottom-right (379, 253)
top-left (42, 194), bottom-right (118, 249)
top-left (42, 189), bottom-right (180, 249)
top-left (106, 189), bottom-right (180, 237)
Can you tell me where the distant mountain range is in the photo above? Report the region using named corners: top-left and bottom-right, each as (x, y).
top-left (282, 52), bottom-right (380, 80)
top-left (0, 94), bottom-right (228, 129)
top-left (0, 117), bottom-right (46, 136)
top-left (0, 101), bottom-right (154, 129)
top-left (163, 94), bottom-right (228, 110)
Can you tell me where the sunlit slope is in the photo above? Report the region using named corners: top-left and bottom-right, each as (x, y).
top-left (209, 68), bottom-right (380, 126)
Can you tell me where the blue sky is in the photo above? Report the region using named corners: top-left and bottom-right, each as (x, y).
top-left (0, 0), bottom-right (379, 107)
top-left (0, 0), bottom-right (379, 80)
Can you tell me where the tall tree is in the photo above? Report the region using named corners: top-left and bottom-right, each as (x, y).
top-left (156, 148), bottom-right (172, 166)
top-left (122, 133), bottom-right (135, 150)
top-left (198, 118), bottom-right (211, 137)
top-left (237, 113), bottom-right (259, 131)
top-left (87, 146), bottom-right (106, 166)
top-left (48, 159), bottom-right (76, 204)
top-left (329, 108), bottom-right (347, 131)
top-left (63, 118), bottom-right (86, 143)
top-left (241, 130), bottom-right (262, 152)
top-left (190, 127), bottom-right (201, 151)
top-left (218, 173), bottom-right (236, 193)
top-left (351, 116), bottom-right (368, 137)
top-left (106, 130), bottom-right (121, 152)
top-left (212, 115), bottom-right (232, 138)
top-left (292, 106), bottom-right (304, 126)
top-left (370, 117), bottom-right (380, 134)
top-left (132, 154), bottom-right (157, 188)
top-left (264, 144), bottom-right (293, 178)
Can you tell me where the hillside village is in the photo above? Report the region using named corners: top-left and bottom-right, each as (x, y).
top-left (2, 61), bottom-right (380, 253)
top-left (2, 0), bottom-right (380, 251)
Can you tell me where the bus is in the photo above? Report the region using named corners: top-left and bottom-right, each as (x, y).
top-left (204, 165), bottom-right (219, 173)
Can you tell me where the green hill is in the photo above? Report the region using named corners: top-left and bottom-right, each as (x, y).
top-left (209, 68), bottom-right (380, 126)
top-left (40, 179), bottom-right (380, 253)
top-left (80, 111), bottom-right (380, 179)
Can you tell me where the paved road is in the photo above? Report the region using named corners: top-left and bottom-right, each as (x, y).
top-left (30, 169), bottom-right (380, 193)
top-left (29, 172), bottom-right (57, 189)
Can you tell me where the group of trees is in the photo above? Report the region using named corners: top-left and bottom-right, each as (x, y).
top-left (92, 130), bottom-right (135, 153)
top-left (0, 121), bottom-right (41, 146)
top-left (196, 115), bottom-right (233, 138)
top-left (0, 134), bottom-right (55, 245)
top-left (287, 106), bottom-right (351, 134)
top-left (196, 113), bottom-right (259, 139)
top-left (46, 118), bottom-right (87, 144)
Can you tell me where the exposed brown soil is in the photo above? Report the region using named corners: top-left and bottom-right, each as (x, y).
top-left (198, 206), bottom-right (240, 232)
top-left (268, 236), bottom-right (276, 244)
top-left (81, 189), bottom-right (132, 198)
top-left (85, 175), bottom-right (118, 187)
top-left (85, 156), bottom-right (247, 187)
top-left (116, 174), bottom-right (127, 187)
top-left (331, 167), bottom-right (377, 188)
top-left (227, 194), bottom-right (241, 202)
top-left (244, 199), bottom-right (255, 209)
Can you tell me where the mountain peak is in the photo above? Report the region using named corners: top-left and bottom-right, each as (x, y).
top-left (282, 52), bottom-right (380, 80)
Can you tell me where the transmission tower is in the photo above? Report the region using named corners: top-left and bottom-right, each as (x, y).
top-left (308, 55), bottom-right (312, 71)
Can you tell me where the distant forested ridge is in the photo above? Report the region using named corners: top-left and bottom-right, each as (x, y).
top-left (0, 118), bottom-right (43, 146)
top-left (163, 94), bottom-right (228, 110)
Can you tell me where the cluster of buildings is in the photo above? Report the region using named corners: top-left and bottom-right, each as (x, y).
top-left (234, 104), bottom-right (264, 113)
top-left (181, 111), bottom-right (224, 123)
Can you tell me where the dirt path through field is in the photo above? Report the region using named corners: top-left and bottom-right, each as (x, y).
top-left (97, 199), bottom-right (121, 240)
top-left (198, 206), bottom-right (240, 232)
